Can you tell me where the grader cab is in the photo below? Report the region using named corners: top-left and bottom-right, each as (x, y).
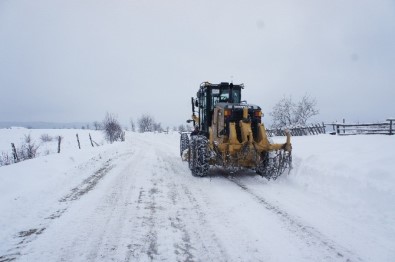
top-left (180, 82), bottom-right (292, 179)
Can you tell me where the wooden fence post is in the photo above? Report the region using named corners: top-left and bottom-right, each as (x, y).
top-left (310, 125), bottom-right (316, 135)
top-left (315, 124), bottom-right (320, 134)
top-left (76, 134), bottom-right (81, 149)
top-left (316, 124), bottom-right (320, 134)
top-left (57, 136), bottom-right (62, 153)
top-left (387, 118), bottom-right (394, 135)
top-left (11, 143), bottom-right (19, 162)
top-left (297, 128), bottom-right (302, 136)
top-left (89, 133), bottom-right (94, 147)
top-left (312, 125), bottom-right (318, 135)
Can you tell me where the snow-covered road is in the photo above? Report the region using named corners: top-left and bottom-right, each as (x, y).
top-left (1, 132), bottom-right (394, 261)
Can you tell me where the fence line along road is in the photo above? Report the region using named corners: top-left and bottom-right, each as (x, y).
top-left (327, 118), bottom-right (394, 135)
top-left (266, 119), bottom-right (395, 137)
top-left (266, 123), bottom-right (326, 137)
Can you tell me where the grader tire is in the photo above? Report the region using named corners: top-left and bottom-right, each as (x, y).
top-left (188, 139), bottom-right (195, 171)
top-left (180, 133), bottom-right (190, 157)
top-left (191, 135), bottom-right (209, 177)
top-left (256, 151), bottom-right (292, 180)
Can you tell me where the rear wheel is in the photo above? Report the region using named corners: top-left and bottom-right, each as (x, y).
top-left (190, 135), bottom-right (209, 177)
top-left (256, 152), bottom-right (270, 178)
top-left (180, 133), bottom-right (189, 157)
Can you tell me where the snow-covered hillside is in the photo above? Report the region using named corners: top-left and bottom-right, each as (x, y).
top-left (0, 131), bottom-right (394, 261)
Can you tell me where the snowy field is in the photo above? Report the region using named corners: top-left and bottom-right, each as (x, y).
top-left (0, 130), bottom-right (394, 261)
top-left (0, 128), bottom-right (106, 158)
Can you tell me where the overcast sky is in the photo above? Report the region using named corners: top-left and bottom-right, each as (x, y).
top-left (1, 0), bottom-right (394, 128)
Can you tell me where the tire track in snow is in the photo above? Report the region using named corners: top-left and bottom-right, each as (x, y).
top-left (124, 165), bottom-right (184, 261)
top-left (123, 146), bottom-right (164, 261)
top-left (228, 177), bottom-right (363, 262)
top-left (124, 142), bottom-right (229, 262)
top-left (53, 149), bottom-right (140, 262)
top-left (135, 135), bottom-right (358, 261)
top-left (0, 151), bottom-right (130, 262)
top-left (134, 179), bottom-right (161, 261)
top-left (158, 150), bottom-right (229, 262)
top-left (59, 159), bottom-right (113, 202)
top-left (64, 168), bottom-right (136, 261)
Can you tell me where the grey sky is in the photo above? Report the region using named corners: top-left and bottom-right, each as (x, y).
top-left (1, 0), bottom-right (394, 128)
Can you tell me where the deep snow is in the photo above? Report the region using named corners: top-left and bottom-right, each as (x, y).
top-left (0, 130), bottom-right (394, 261)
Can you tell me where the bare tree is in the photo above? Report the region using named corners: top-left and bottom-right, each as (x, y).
top-left (40, 133), bottom-right (53, 142)
top-left (153, 122), bottom-right (162, 132)
top-left (270, 96), bottom-right (294, 129)
top-left (18, 134), bottom-right (39, 160)
top-left (93, 121), bottom-right (102, 130)
top-left (130, 118), bottom-right (136, 132)
top-left (293, 94), bottom-right (319, 126)
top-left (0, 152), bottom-right (12, 166)
top-left (102, 112), bottom-right (123, 143)
top-left (270, 94), bottom-right (319, 129)
top-left (178, 124), bottom-right (186, 132)
top-left (138, 114), bottom-right (155, 133)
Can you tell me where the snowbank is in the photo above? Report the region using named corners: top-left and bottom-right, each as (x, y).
top-left (0, 131), bottom-right (394, 261)
top-left (0, 131), bottom-right (132, 258)
top-left (264, 134), bottom-right (395, 260)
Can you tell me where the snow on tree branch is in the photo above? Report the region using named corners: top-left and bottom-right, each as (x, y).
top-left (270, 94), bottom-right (319, 129)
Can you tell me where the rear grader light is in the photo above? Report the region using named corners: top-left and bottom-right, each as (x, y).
top-left (254, 111), bottom-right (262, 117)
top-left (224, 109), bottom-right (232, 117)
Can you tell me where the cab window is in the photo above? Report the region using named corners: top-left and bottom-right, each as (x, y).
top-left (232, 90), bottom-right (241, 103)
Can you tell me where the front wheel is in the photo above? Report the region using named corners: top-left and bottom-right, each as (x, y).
top-left (188, 139), bottom-right (195, 171)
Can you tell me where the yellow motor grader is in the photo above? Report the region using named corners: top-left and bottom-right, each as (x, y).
top-left (180, 82), bottom-right (292, 179)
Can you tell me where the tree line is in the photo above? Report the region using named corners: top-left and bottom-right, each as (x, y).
top-left (100, 93), bottom-right (319, 143)
top-left (99, 113), bottom-right (167, 143)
